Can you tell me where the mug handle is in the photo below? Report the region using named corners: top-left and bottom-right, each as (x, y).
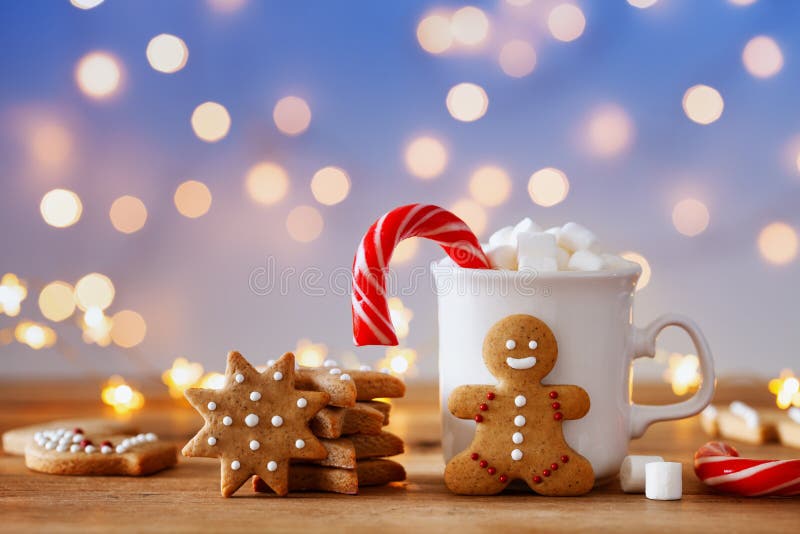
top-left (628, 313), bottom-right (716, 439)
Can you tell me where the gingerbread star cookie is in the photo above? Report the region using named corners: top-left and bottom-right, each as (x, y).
top-left (182, 351), bottom-right (329, 497)
top-left (444, 314), bottom-right (595, 495)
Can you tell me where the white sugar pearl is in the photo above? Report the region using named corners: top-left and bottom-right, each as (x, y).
top-left (249, 440), bottom-right (260, 451)
top-left (505, 339), bottom-right (516, 350)
top-left (207, 402), bottom-right (217, 411)
top-left (271, 415), bottom-right (283, 427)
top-left (512, 432), bottom-right (524, 444)
top-left (323, 360), bottom-right (338, 368)
top-left (295, 439), bottom-right (305, 449)
top-left (245, 414), bottom-right (259, 427)
top-left (234, 373), bottom-right (244, 383)
top-left (297, 398), bottom-right (307, 408)
top-left (34, 432), bottom-right (43, 440)
top-left (45, 441), bottom-right (55, 450)
top-left (101, 445), bottom-right (112, 454)
top-left (58, 437), bottom-right (70, 446)
top-left (514, 395), bottom-right (527, 407)
top-left (207, 437), bottom-right (217, 446)
top-left (145, 433), bottom-right (157, 442)
top-left (71, 444), bottom-right (81, 453)
top-left (514, 415), bottom-right (526, 427)
top-left (528, 340), bottom-right (538, 350)
top-left (359, 365), bottom-right (372, 371)
top-left (511, 448), bottom-right (523, 461)
top-left (329, 368), bottom-right (342, 375)
top-left (116, 445), bottom-right (128, 454)
top-left (84, 445), bottom-right (96, 454)
top-left (340, 374), bottom-right (352, 381)
top-left (250, 391), bottom-right (262, 401)
top-left (267, 461), bottom-right (278, 472)
top-left (72, 434), bottom-right (84, 444)
top-left (56, 444), bottom-right (68, 452)
top-left (266, 359), bottom-right (276, 366)
top-left (223, 416), bottom-right (233, 426)
top-left (273, 371), bottom-right (283, 381)
top-left (231, 460), bottom-right (241, 471)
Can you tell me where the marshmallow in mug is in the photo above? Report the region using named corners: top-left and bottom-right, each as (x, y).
top-left (483, 219), bottom-right (632, 272)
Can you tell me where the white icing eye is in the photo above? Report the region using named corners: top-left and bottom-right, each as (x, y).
top-left (528, 340), bottom-right (538, 350)
top-left (505, 339), bottom-right (516, 350)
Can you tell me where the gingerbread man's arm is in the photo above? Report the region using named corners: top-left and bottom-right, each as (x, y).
top-left (549, 385), bottom-right (590, 420)
top-left (448, 385), bottom-right (493, 419)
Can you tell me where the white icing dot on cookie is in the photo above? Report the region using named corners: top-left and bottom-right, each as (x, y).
top-left (271, 415), bottom-right (283, 427)
top-left (71, 444), bottom-right (81, 453)
top-left (273, 371), bottom-right (283, 381)
top-left (505, 339), bottom-right (516, 350)
top-left (250, 391), bottom-right (262, 401)
top-left (512, 432), bottom-right (524, 444)
top-left (528, 340), bottom-right (538, 350)
top-left (84, 445), bottom-right (96, 454)
top-left (514, 415), bottom-right (526, 427)
top-left (297, 398), bottom-right (308, 408)
top-left (249, 440), bottom-right (260, 451)
top-left (45, 441), bottom-right (56, 450)
top-left (267, 359), bottom-right (276, 366)
top-left (323, 360), bottom-right (338, 368)
top-left (267, 461), bottom-right (278, 472)
top-left (56, 444), bottom-right (68, 452)
top-left (208, 437), bottom-right (217, 446)
top-left (207, 401), bottom-right (217, 411)
top-left (245, 414), bottom-right (259, 427)
top-left (295, 439), bottom-right (305, 449)
top-left (234, 373), bottom-right (245, 383)
top-left (511, 448), bottom-right (523, 461)
top-left (329, 368), bottom-right (342, 375)
top-left (101, 445), bottom-right (112, 454)
top-left (223, 416), bottom-right (233, 426)
top-left (231, 460), bottom-right (241, 471)
top-left (72, 434), bottom-right (84, 444)
top-left (340, 374), bottom-right (352, 381)
top-left (145, 433), bottom-right (157, 442)
top-left (115, 445), bottom-right (126, 454)
top-left (514, 395), bottom-right (527, 407)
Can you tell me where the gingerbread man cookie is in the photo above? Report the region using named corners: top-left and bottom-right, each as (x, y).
top-left (444, 314), bottom-right (594, 495)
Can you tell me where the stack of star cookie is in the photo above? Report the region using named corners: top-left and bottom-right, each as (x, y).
top-left (252, 360), bottom-right (407, 495)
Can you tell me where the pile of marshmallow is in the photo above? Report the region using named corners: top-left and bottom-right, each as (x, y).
top-left (482, 218), bottom-right (633, 272)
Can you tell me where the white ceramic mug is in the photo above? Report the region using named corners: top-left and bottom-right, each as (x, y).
top-left (432, 262), bottom-right (715, 483)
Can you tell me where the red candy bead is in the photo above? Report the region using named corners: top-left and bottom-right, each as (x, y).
top-left (487, 467), bottom-right (497, 475)
top-left (479, 403), bottom-right (489, 411)
top-left (101, 440), bottom-right (113, 447)
top-left (486, 392), bottom-right (495, 401)
top-left (533, 475), bottom-right (543, 484)
top-left (79, 439), bottom-right (92, 448)
top-left (551, 463), bottom-right (559, 470)
top-left (479, 460), bottom-right (488, 468)
top-left (542, 469), bottom-right (551, 477)
top-left (474, 414), bottom-right (484, 423)
top-left (499, 475), bottom-right (508, 483)
top-left (470, 453), bottom-right (479, 461)
top-left (549, 391), bottom-right (558, 399)
top-left (553, 412), bottom-right (563, 421)
top-left (551, 402), bottom-right (560, 410)
top-left (561, 455), bottom-right (569, 463)
top-left (73, 427), bottom-right (83, 434)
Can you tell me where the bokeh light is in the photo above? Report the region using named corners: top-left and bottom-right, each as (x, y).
top-left (388, 297), bottom-right (413, 340)
top-left (405, 136), bottom-right (447, 179)
top-left (75, 273), bottom-right (115, 311)
top-left (506, 0), bottom-right (532, 5)
top-left (628, 0), bottom-right (658, 7)
top-left (527, 167), bottom-right (569, 207)
top-left (620, 251), bottom-right (651, 290)
top-left (14, 321), bottom-right (57, 350)
top-left (245, 162), bottom-right (289, 205)
top-left (207, 0), bottom-right (247, 13)
top-left (682, 85), bottom-right (724, 125)
top-left (286, 205), bottom-right (324, 242)
top-left (109, 195), bottom-right (148, 234)
top-left (392, 238), bottom-right (419, 264)
top-left (742, 36), bottom-right (783, 79)
top-left (469, 165), bottom-right (512, 207)
top-left (174, 180), bottom-right (212, 218)
top-left (75, 52), bottom-right (121, 99)
top-left (498, 40), bottom-right (537, 78)
top-left (273, 96), bottom-right (311, 136)
top-left (70, 0), bottom-right (104, 8)
top-left (199, 372), bottom-right (226, 390)
top-left (548, 4), bottom-right (586, 42)
top-left (377, 346), bottom-right (418, 377)
top-left (191, 101), bottom-right (231, 142)
top-left (729, 0), bottom-right (757, 5)
top-left (110, 310), bottom-right (147, 348)
top-left (450, 198), bottom-right (488, 236)
top-left (758, 222), bottom-right (798, 266)
top-left (0, 274), bottom-right (27, 317)
top-left (586, 104), bottom-right (634, 157)
top-left (38, 281), bottom-right (76, 322)
top-left (40, 189), bottom-right (82, 228)
top-left (295, 339), bottom-right (328, 367)
top-left (672, 198), bottom-right (710, 237)
top-left (146, 34), bottom-right (189, 74)
top-left (311, 166), bottom-right (350, 206)
top-left (416, 14), bottom-right (452, 54)
top-left (769, 369), bottom-right (800, 409)
top-left (446, 83), bottom-right (489, 122)
top-left (101, 376), bottom-right (145, 414)
top-left (450, 6), bottom-right (489, 47)
top-left (25, 118), bottom-right (73, 172)
top-left (663, 353), bottom-right (701, 396)
top-left (162, 357), bottom-right (204, 398)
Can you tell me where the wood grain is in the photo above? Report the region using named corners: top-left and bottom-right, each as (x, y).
top-left (1, 379), bottom-right (798, 532)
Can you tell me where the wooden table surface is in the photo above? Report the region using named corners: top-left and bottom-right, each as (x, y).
top-left (1, 379), bottom-right (798, 533)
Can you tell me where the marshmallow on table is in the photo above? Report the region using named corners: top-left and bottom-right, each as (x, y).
top-left (558, 222), bottom-right (597, 252)
top-left (517, 232), bottom-right (558, 272)
top-left (645, 462), bottom-right (682, 501)
top-left (485, 243), bottom-right (517, 270)
top-left (620, 455), bottom-right (664, 493)
top-left (567, 249), bottom-right (604, 271)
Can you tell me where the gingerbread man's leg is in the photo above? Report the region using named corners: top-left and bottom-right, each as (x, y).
top-left (526, 453), bottom-right (594, 496)
top-left (445, 451), bottom-right (512, 495)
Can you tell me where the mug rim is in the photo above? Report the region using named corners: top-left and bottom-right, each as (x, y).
top-left (430, 259), bottom-right (642, 281)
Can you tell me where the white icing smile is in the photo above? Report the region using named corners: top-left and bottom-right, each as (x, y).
top-left (505, 356), bottom-right (537, 370)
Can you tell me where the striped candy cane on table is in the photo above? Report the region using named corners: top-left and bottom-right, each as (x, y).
top-left (694, 441), bottom-right (800, 497)
top-left (352, 204), bottom-right (491, 346)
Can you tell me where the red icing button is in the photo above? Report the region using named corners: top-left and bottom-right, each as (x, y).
top-left (487, 467), bottom-right (497, 475)
top-left (479, 460), bottom-right (488, 468)
top-left (551, 463), bottom-right (559, 470)
top-left (499, 475), bottom-right (509, 483)
top-left (479, 403), bottom-right (489, 411)
top-left (561, 455), bottom-right (569, 463)
top-left (549, 391), bottom-right (558, 399)
top-left (533, 475), bottom-right (543, 484)
top-left (474, 414), bottom-right (484, 423)
top-left (73, 427), bottom-right (83, 434)
top-left (553, 412), bottom-right (563, 421)
top-left (551, 402), bottom-right (560, 410)
top-left (470, 453), bottom-right (479, 461)
top-left (101, 440), bottom-right (113, 447)
top-left (542, 469), bottom-right (551, 477)
top-left (486, 392), bottom-right (496, 401)
top-left (79, 439), bottom-right (92, 448)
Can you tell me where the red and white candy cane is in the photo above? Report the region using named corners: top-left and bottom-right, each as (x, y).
top-left (352, 203), bottom-right (490, 346)
top-left (694, 441), bottom-right (800, 497)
